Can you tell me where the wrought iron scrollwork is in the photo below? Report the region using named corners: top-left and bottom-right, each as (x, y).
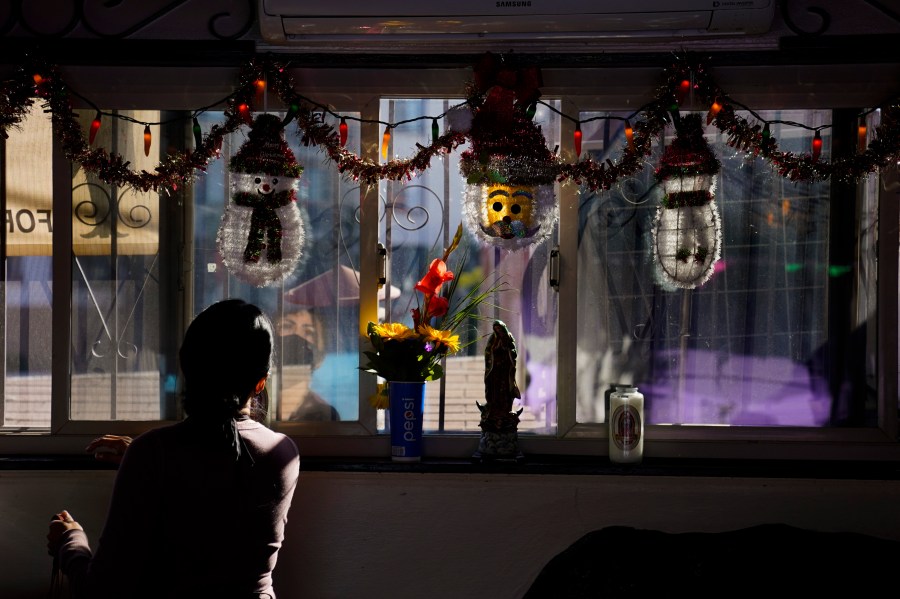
top-left (387, 184), bottom-right (443, 232)
top-left (781, 1), bottom-right (832, 36)
top-left (1, 0), bottom-right (254, 40)
top-left (73, 182), bottom-right (152, 236)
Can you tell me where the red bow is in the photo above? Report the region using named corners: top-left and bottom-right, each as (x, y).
top-left (473, 52), bottom-right (543, 106)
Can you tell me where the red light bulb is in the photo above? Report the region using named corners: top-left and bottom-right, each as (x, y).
top-left (574, 123), bottom-right (582, 158)
top-left (89, 112), bottom-right (101, 145)
top-left (340, 118), bottom-right (348, 147)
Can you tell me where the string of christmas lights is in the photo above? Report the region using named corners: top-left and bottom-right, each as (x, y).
top-left (2, 53), bottom-right (900, 195)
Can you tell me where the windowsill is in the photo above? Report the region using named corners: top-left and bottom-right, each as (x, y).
top-left (0, 455), bottom-right (119, 470)
top-left (3, 454), bottom-right (898, 480)
top-left (275, 456), bottom-right (900, 480)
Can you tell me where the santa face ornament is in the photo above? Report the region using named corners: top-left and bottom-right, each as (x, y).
top-left (481, 183), bottom-right (537, 239)
top-left (463, 181), bottom-right (557, 251)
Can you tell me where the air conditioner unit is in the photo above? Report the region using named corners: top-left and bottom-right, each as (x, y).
top-left (258, 0), bottom-right (776, 47)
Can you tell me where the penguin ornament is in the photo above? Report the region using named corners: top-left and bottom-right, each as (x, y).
top-left (217, 114), bottom-right (305, 287)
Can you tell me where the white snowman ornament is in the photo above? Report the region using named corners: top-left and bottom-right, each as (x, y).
top-left (652, 113), bottom-right (722, 289)
top-left (217, 113), bottom-right (305, 287)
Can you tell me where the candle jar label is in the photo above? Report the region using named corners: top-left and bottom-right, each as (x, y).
top-left (611, 404), bottom-right (642, 451)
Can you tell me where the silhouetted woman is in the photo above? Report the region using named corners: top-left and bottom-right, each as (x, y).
top-left (48, 299), bottom-right (300, 599)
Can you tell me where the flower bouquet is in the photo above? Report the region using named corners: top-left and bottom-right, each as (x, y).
top-left (362, 223), bottom-right (503, 402)
top-left (363, 224), bottom-right (502, 460)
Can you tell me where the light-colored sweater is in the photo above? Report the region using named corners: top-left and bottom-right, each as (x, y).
top-left (58, 417), bottom-right (300, 599)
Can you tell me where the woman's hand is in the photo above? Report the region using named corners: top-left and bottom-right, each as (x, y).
top-left (86, 435), bottom-right (133, 465)
top-left (47, 510), bottom-right (82, 556)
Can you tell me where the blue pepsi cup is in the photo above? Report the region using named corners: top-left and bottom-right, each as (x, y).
top-left (388, 381), bottom-right (426, 461)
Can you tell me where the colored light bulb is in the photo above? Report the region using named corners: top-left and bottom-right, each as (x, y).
top-left (238, 103), bottom-right (251, 124)
top-left (858, 122), bottom-right (867, 152)
top-left (282, 102), bottom-right (300, 126)
top-left (574, 122), bottom-right (582, 158)
top-left (192, 117), bottom-right (203, 149)
top-left (89, 112), bottom-right (101, 145)
top-left (812, 131), bottom-right (822, 161)
top-left (143, 125), bottom-right (152, 157)
top-left (340, 118), bottom-right (348, 147)
top-left (677, 78), bottom-right (691, 104)
top-left (381, 126), bottom-right (391, 159)
top-left (254, 78), bottom-right (266, 107)
top-left (707, 99), bottom-right (722, 125)
top-left (625, 120), bottom-right (635, 152)
top-left (432, 118), bottom-right (439, 144)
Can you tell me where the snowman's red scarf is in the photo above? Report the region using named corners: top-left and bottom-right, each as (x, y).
top-left (232, 190), bottom-right (295, 263)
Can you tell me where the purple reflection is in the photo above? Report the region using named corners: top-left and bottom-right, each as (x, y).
top-left (641, 349), bottom-right (832, 426)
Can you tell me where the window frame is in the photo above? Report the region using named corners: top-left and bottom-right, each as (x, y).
top-left (0, 59), bottom-right (897, 461)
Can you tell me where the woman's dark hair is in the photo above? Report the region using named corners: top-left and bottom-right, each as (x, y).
top-left (179, 299), bottom-right (274, 460)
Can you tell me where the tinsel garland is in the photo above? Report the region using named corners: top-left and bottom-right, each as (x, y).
top-left (3, 53), bottom-right (900, 195)
top-left (262, 61), bottom-right (470, 185)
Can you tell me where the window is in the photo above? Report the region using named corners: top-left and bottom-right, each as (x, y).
top-left (1, 61), bottom-right (896, 460)
top-left (69, 110), bottom-right (178, 423)
top-left (376, 98), bottom-right (560, 436)
top-left (574, 110), bottom-right (861, 428)
top-left (3, 104), bottom-right (53, 430)
top-left (2, 106), bottom-right (180, 435)
top-left (192, 110), bottom-right (364, 426)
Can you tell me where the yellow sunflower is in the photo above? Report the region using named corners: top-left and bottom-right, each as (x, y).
top-left (367, 382), bottom-right (390, 410)
top-left (372, 322), bottom-right (414, 340)
top-left (418, 325), bottom-right (461, 353)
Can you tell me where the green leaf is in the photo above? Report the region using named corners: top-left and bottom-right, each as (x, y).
top-left (488, 170), bottom-right (507, 184)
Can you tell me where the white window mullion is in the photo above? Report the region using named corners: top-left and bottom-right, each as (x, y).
top-left (556, 100), bottom-right (579, 438)
top-left (50, 123), bottom-right (73, 434)
top-left (877, 172), bottom-right (899, 438)
top-left (356, 103), bottom-right (381, 435)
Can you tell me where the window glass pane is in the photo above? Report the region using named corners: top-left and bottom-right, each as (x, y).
top-left (193, 112), bottom-right (361, 423)
top-left (69, 110), bottom-right (177, 420)
top-left (378, 99), bottom-right (559, 434)
top-left (576, 109), bottom-right (874, 427)
top-left (277, 114), bottom-right (362, 423)
top-left (2, 104), bottom-right (53, 430)
top-left (858, 111), bottom-right (879, 427)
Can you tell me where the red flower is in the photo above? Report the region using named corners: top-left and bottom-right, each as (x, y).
top-left (415, 259), bottom-right (454, 296)
top-left (426, 295), bottom-right (449, 319)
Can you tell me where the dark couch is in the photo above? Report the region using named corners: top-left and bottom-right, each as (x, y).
top-left (525, 523), bottom-right (899, 597)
